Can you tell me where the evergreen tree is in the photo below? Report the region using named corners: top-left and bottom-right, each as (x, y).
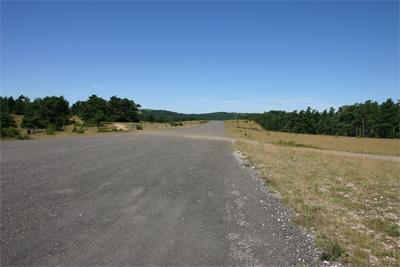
top-left (378, 98), bottom-right (397, 138)
top-left (0, 98), bottom-right (18, 130)
top-left (13, 95), bottom-right (31, 115)
top-left (81, 94), bottom-right (107, 122)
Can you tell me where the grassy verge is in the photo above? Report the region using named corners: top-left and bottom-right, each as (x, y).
top-left (226, 121), bottom-right (400, 266)
top-left (225, 120), bottom-right (400, 157)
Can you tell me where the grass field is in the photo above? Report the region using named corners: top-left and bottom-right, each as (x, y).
top-left (2, 115), bottom-right (204, 140)
top-left (226, 120), bottom-right (400, 266)
top-left (225, 120), bottom-right (400, 157)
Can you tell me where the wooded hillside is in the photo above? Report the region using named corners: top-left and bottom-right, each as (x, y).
top-left (141, 109), bottom-right (246, 122)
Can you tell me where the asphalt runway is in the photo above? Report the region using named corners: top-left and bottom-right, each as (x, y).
top-left (1, 121), bottom-right (323, 266)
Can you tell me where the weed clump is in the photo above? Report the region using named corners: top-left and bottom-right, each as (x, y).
top-left (387, 224), bottom-right (399, 237)
top-left (318, 236), bottom-right (346, 261)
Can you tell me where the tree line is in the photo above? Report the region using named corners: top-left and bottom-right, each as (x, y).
top-left (246, 98), bottom-right (399, 138)
top-left (142, 114), bottom-right (205, 123)
top-left (140, 110), bottom-right (245, 121)
top-left (0, 94), bottom-right (142, 137)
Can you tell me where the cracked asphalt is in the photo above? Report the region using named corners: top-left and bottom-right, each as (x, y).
top-left (1, 121), bottom-right (325, 266)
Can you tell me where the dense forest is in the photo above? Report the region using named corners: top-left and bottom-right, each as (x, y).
top-left (141, 109), bottom-right (245, 122)
top-left (245, 98), bottom-right (399, 138)
top-left (0, 94), bottom-right (142, 137)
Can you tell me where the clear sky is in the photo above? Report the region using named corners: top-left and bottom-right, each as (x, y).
top-left (1, 1), bottom-right (399, 114)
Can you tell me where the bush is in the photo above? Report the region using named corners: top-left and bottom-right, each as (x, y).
top-left (178, 122), bottom-right (183, 126)
top-left (16, 135), bottom-right (32, 140)
top-left (71, 126), bottom-right (77, 133)
top-left (76, 126), bottom-right (85, 133)
top-left (82, 118), bottom-right (97, 128)
top-left (1, 127), bottom-right (20, 137)
top-left (97, 128), bottom-right (109, 133)
top-left (46, 124), bottom-right (56, 135)
top-left (137, 124), bottom-right (143, 130)
top-left (111, 127), bottom-right (118, 132)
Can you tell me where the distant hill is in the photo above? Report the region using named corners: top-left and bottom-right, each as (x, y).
top-left (140, 109), bottom-right (252, 121)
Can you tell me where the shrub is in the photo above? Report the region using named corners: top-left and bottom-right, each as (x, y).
top-left (1, 127), bottom-right (20, 137)
top-left (16, 135), bottom-right (32, 140)
top-left (46, 124), bottom-right (56, 135)
top-left (76, 126), bottom-right (85, 133)
top-left (137, 124), bottom-right (143, 130)
top-left (71, 126), bottom-right (77, 133)
top-left (97, 128), bottom-right (109, 133)
top-left (111, 127), bottom-right (118, 132)
top-left (178, 122), bottom-right (183, 126)
top-left (82, 119), bottom-right (97, 128)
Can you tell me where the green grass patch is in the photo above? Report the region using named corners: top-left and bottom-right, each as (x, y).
top-left (275, 140), bottom-right (320, 149)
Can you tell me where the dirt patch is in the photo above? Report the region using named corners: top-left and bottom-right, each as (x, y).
top-left (113, 123), bottom-right (128, 131)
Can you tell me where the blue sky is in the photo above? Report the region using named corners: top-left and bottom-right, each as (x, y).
top-left (1, 1), bottom-right (399, 114)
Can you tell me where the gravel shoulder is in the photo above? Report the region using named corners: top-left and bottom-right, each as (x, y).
top-left (1, 121), bottom-right (330, 266)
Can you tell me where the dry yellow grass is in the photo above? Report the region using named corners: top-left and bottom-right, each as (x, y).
top-left (138, 121), bottom-right (203, 131)
top-left (226, 120), bottom-right (400, 266)
top-left (225, 120), bottom-right (400, 157)
top-left (11, 114), bottom-right (23, 126)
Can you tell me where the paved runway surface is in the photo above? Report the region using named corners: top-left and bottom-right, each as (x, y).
top-left (1, 121), bottom-right (323, 266)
